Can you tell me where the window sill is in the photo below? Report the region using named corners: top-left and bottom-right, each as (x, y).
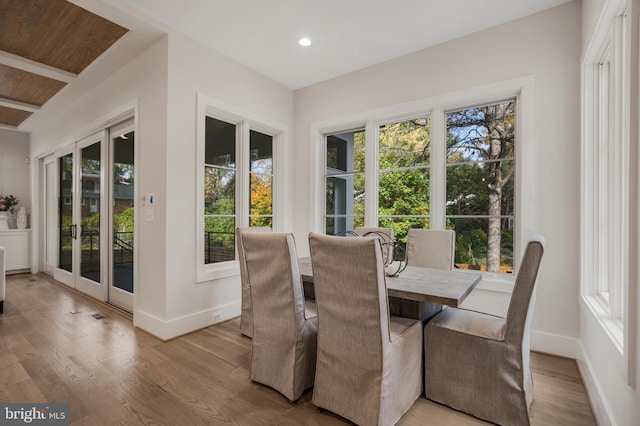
top-left (197, 261), bottom-right (240, 283)
top-left (582, 294), bottom-right (624, 354)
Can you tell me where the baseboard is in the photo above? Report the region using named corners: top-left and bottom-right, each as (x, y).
top-left (530, 329), bottom-right (580, 359)
top-left (530, 330), bottom-right (616, 424)
top-left (574, 341), bottom-right (616, 426)
top-left (134, 301), bottom-right (241, 341)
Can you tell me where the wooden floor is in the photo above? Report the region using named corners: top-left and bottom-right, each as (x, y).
top-left (0, 273), bottom-right (596, 425)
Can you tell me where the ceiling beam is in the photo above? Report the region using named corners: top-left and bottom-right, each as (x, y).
top-left (0, 50), bottom-right (77, 83)
top-left (0, 97), bottom-right (41, 113)
top-left (0, 123), bottom-right (19, 131)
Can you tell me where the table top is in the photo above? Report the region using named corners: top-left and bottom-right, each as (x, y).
top-left (298, 257), bottom-right (482, 307)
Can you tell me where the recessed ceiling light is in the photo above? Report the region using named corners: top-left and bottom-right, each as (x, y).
top-left (298, 37), bottom-right (312, 47)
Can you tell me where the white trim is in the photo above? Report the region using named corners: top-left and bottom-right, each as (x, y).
top-left (576, 355), bottom-right (616, 426)
top-left (107, 118), bottom-right (135, 312)
top-left (430, 108), bottom-right (446, 228)
top-left (364, 121), bottom-right (377, 227)
top-left (0, 98), bottom-right (40, 113)
top-left (0, 49), bottom-right (77, 83)
top-left (196, 92), bottom-right (287, 283)
top-left (531, 330), bottom-right (581, 360)
top-left (73, 131), bottom-right (108, 301)
top-left (578, 302), bottom-right (627, 426)
top-left (134, 300), bottom-right (241, 341)
top-left (309, 76), bottom-right (535, 275)
top-left (580, 0), bottom-right (634, 386)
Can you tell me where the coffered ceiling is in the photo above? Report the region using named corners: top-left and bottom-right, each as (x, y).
top-left (0, 0), bottom-right (128, 129)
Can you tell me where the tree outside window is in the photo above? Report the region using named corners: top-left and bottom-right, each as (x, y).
top-left (323, 99), bottom-right (516, 274)
top-left (446, 100), bottom-right (515, 273)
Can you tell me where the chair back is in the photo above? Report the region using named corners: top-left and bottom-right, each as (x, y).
top-left (504, 237), bottom-right (545, 344)
top-left (243, 232), bottom-right (307, 341)
top-left (309, 232), bottom-right (390, 366)
top-left (236, 226), bottom-right (271, 289)
top-left (354, 226), bottom-right (395, 263)
top-left (244, 232), bottom-right (317, 401)
top-left (236, 226), bottom-right (271, 337)
top-left (406, 228), bottom-right (455, 269)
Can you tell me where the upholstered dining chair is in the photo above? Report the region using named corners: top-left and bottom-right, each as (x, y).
top-left (236, 226), bottom-right (271, 338)
top-left (423, 236), bottom-right (545, 426)
top-left (243, 232), bottom-right (318, 402)
top-left (405, 228), bottom-right (455, 269)
top-left (308, 232), bottom-right (422, 426)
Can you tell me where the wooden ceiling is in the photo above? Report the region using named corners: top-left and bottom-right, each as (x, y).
top-left (0, 0), bottom-right (128, 129)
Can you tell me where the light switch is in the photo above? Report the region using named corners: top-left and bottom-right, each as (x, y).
top-left (145, 209), bottom-right (154, 222)
top-left (142, 193), bottom-right (155, 206)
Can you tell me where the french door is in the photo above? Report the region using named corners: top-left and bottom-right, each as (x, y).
top-left (108, 120), bottom-right (135, 311)
top-left (44, 121), bottom-right (135, 311)
top-left (52, 132), bottom-right (107, 300)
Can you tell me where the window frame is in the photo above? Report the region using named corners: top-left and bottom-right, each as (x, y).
top-left (197, 93), bottom-right (286, 282)
top-left (311, 76), bottom-right (534, 284)
top-left (580, 0), bottom-right (632, 379)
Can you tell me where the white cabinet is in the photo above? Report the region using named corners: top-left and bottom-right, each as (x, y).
top-left (0, 229), bottom-right (31, 273)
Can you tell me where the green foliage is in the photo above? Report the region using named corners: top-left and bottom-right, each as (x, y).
top-left (326, 103), bottom-right (516, 271)
top-left (376, 119), bottom-right (430, 242)
top-left (114, 208), bottom-right (134, 233)
top-left (204, 216), bottom-right (235, 247)
top-left (82, 213), bottom-right (100, 231)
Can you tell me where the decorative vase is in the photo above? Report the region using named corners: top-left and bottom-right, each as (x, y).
top-left (0, 211), bottom-right (9, 230)
top-left (16, 207), bottom-right (27, 229)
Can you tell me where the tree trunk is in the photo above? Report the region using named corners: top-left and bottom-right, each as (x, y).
top-left (486, 105), bottom-right (506, 272)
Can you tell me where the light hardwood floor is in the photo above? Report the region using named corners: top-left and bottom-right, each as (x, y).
top-left (0, 273), bottom-right (596, 425)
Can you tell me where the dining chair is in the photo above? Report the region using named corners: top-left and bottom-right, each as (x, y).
top-left (308, 232), bottom-right (422, 426)
top-left (405, 228), bottom-right (455, 269)
top-left (423, 236), bottom-right (545, 426)
top-left (390, 228), bottom-right (454, 321)
top-left (243, 232), bottom-right (318, 402)
top-left (354, 227), bottom-right (395, 264)
top-left (236, 226), bottom-right (271, 338)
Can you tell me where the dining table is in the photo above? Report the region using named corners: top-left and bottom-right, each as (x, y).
top-left (298, 257), bottom-right (482, 322)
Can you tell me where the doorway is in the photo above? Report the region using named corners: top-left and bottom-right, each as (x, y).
top-left (42, 120), bottom-right (135, 311)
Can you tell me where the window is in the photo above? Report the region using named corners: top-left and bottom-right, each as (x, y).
top-left (249, 130), bottom-right (273, 227)
top-left (197, 94), bottom-right (284, 281)
top-left (204, 117), bottom-right (237, 264)
top-left (581, 6), bottom-right (630, 350)
top-left (325, 129), bottom-right (365, 234)
top-left (322, 100), bottom-right (516, 273)
top-left (378, 118), bottom-right (431, 236)
top-left (446, 102), bottom-right (515, 273)
top-left (203, 120), bottom-right (274, 264)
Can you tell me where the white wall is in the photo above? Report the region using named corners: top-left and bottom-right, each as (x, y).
top-left (0, 129), bottom-right (30, 228)
top-left (293, 2), bottom-right (582, 348)
top-left (145, 31), bottom-right (293, 337)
